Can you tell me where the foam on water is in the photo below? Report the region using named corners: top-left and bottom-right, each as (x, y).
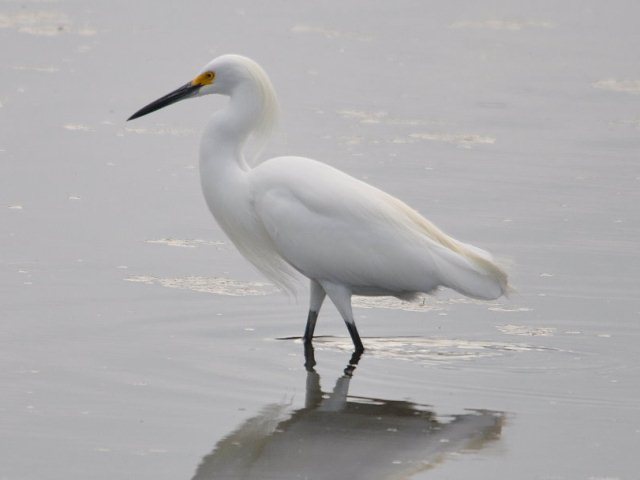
top-left (297, 336), bottom-right (564, 364)
top-left (496, 324), bottom-right (555, 336)
top-left (337, 109), bottom-right (446, 126)
top-left (11, 65), bottom-right (59, 73)
top-left (125, 275), bottom-right (278, 296)
top-left (291, 24), bottom-right (372, 41)
top-left (63, 124), bottom-right (94, 132)
top-left (145, 238), bottom-right (225, 248)
top-left (124, 125), bottom-right (196, 137)
top-left (449, 19), bottom-right (554, 31)
top-left (593, 79), bottom-right (640, 95)
top-left (408, 132), bottom-right (496, 148)
top-left (0, 11), bottom-right (96, 36)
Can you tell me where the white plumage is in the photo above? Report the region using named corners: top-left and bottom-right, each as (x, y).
top-left (129, 54), bottom-right (510, 352)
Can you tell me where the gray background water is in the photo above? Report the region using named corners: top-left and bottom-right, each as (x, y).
top-left (2, 1), bottom-right (639, 479)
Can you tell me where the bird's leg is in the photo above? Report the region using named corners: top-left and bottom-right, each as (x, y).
top-left (345, 322), bottom-right (365, 354)
top-left (344, 350), bottom-right (363, 376)
top-left (303, 311), bottom-right (318, 344)
top-left (303, 279), bottom-right (326, 344)
top-left (320, 282), bottom-right (365, 354)
top-left (303, 341), bottom-right (317, 371)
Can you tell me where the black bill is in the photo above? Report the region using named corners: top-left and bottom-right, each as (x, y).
top-left (127, 82), bottom-right (201, 121)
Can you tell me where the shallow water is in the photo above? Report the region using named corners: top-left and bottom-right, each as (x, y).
top-left (2, 1), bottom-right (639, 479)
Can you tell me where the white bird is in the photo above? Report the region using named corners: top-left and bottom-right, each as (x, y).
top-left (128, 54), bottom-right (510, 353)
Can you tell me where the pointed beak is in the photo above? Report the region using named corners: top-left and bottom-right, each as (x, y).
top-left (127, 82), bottom-right (201, 121)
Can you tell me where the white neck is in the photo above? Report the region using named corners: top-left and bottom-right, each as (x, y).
top-left (193, 57), bottom-right (298, 292)
top-left (200, 83), bottom-right (266, 173)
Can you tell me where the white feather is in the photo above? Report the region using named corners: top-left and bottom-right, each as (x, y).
top-left (250, 156), bottom-right (509, 300)
top-left (131, 54), bottom-right (511, 351)
top-left (194, 54), bottom-right (509, 300)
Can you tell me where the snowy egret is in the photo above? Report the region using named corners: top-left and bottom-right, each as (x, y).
top-left (128, 54), bottom-right (510, 353)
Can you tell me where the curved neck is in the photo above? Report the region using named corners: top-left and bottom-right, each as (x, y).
top-left (200, 82), bottom-right (270, 173)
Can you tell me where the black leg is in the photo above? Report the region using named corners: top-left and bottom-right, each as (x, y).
top-left (304, 280), bottom-right (325, 346)
top-left (345, 321), bottom-right (365, 354)
top-left (344, 349), bottom-right (363, 376)
top-left (319, 281), bottom-right (365, 354)
top-left (303, 310), bottom-right (318, 344)
top-left (303, 341), bottom-right (317, 371)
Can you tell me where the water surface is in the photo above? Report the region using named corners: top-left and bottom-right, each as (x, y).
top-left (1, 1), bottom-right (639, 479)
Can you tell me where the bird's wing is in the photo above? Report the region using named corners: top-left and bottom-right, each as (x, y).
top-left (250, 157), bottom-right (508, 299)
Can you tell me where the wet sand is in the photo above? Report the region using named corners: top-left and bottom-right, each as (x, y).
top-left (1, 1), bottom-right (639, 479)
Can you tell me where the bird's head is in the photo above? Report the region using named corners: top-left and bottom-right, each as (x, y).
top-left (127, 54), bottom-right (266, 121)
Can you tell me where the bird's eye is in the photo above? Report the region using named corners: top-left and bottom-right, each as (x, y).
top-left (191, 71), bottom-right (215, 87)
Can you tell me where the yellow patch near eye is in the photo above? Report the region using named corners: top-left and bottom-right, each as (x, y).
top-left (191, 71), bottom-right (215, 86)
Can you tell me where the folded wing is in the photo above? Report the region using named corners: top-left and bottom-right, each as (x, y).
top-left (250, 156), bottom-right (509, 300)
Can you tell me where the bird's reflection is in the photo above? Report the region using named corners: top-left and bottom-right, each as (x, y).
top-left (191, 346), bottom-right (504, 480)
